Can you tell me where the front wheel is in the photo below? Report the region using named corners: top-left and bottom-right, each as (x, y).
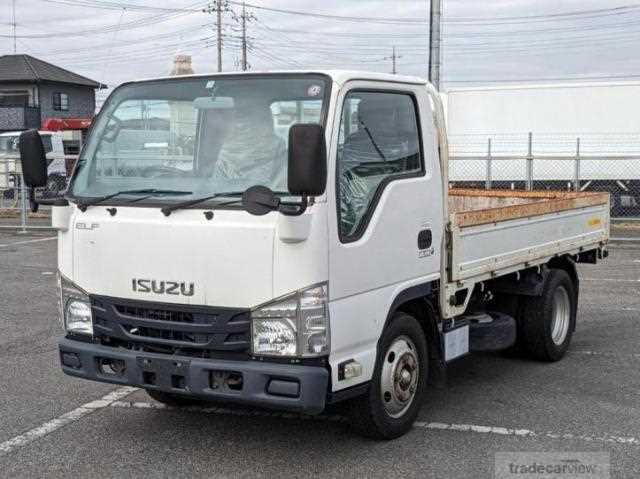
top-left (349, 312), bottom-right (428, 439)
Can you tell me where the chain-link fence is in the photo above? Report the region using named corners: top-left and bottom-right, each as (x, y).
top-left (449, 133), bottom-right (640, 219)
top-left (2, 132), bottom-right (640, 227)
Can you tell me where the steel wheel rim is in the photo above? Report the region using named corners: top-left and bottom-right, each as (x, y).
top-left (551, 286), bottom-right (571, 345)
top-left (380, 336), bottom-right (419, 419)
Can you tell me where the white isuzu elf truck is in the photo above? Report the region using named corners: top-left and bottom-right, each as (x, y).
top-left (19, 71), bottom-right (610, 439)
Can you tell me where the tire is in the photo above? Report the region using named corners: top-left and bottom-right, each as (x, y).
top-left (145, 389), bottom-right (203, 407)
top-left (518, 269), bottom-right (577, 362)
top-left (349, 312), bottom-right (428, 440)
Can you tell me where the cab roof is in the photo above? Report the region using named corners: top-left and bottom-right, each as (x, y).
top-left (128, 70), bottom-right (429, 87)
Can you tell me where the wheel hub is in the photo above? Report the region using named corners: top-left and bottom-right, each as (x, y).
top-left (380, 336), bottom-right (420, 418)
top-left (551, 286), bottom-right (571, 346)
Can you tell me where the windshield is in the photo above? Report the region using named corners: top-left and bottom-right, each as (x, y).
top-left (70, 75), bottom-right (330, 203)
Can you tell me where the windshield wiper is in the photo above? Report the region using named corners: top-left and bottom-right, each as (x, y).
top-left (161, 191), bottom-right (244, 217)
top-left (77, 189), bottom-right (192, 211)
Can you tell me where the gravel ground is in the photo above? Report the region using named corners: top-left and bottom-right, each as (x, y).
top-left (0, 231), bottom-right (639, 478)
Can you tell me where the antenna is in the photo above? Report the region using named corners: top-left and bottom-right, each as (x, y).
top-left (12, 0), bottom-right (17, 53)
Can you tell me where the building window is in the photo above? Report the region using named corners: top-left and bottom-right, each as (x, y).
top-left (53, 92), bottom-right (69, 111)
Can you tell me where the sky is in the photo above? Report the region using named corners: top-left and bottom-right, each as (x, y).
top-left (2, 0), bottom-right (640, 105)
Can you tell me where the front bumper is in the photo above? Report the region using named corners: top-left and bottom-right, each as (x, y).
top-left (59, 338), bottom-right (329, 414)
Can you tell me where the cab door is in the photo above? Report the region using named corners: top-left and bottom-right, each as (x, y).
top-left (327, 81), bottom-right (443, 390)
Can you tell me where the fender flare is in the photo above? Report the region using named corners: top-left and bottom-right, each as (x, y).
top-left (380, 281), bottom-right (443, 366)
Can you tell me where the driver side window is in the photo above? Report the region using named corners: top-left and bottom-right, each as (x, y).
top-left (337, 91), bottom-right (422, 242)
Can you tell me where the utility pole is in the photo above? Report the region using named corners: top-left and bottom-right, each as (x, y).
top-left (204, 0), bottom-right (232, 72)
top-left (12, 0), bottom-right (17, 54)
top-left (233, 1), bottom-right (256, 71)
top-left (428, 0), bottom-right (442, 90)
top-left (392, 46), bottom-right (397, 75)
top-left (384, 46), bottom-right (402, 75)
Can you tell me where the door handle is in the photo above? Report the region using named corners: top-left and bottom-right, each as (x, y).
top-left (418, 229), bottom-right (433, 250)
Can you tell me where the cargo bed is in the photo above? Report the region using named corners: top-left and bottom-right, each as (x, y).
top-left (447, 189), bottom-right (610, 284)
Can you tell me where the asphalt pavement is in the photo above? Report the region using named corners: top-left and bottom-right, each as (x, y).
top-left (1, 230), bottom-right (639, 478)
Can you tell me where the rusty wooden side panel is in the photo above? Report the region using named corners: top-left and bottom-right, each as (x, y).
top-left (449, 189), bottom-right (610, 227)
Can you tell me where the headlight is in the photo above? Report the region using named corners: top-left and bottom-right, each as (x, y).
top-left (251, 283), bottom-right (329, 358)
top-left (58, 274), bottom-right (93, 336)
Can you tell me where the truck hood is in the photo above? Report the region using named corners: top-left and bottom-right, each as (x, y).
top-left (69, 207), bottom-right (277, 308)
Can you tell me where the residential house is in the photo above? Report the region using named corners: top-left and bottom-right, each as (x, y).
top-left (0, 54), bottom-right (104, 133)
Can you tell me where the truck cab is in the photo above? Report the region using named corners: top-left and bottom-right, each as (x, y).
top-left (18, 71), bottom-right (609, 439)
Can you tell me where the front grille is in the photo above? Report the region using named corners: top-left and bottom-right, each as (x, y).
top-left (92, 296), bottom-right (251, 358)
top-left (114, 305), bottom-right (194, 323)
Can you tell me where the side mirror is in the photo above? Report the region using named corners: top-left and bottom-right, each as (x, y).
top-left (288, 124), bottom-right (327, 197)
top-left (19, 130), bottom-right (47, 188)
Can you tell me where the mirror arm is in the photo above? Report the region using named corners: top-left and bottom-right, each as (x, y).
top-left (278, 196), bottom-right (308, 216)
top-left (28, 188), bottom-right (39, 213)
top-left (36, 196), bottom-right (70, 206)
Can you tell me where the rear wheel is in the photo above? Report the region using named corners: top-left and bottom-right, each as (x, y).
top-left (349, 312), bottom-right (428, 439)
top-left (145, 389), bottom-right (203, 407)
top-left (518, 269), bottom-right (577, 361)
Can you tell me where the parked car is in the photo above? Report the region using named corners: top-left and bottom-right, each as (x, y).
top-left (0, 130), bottom-right (67, 195)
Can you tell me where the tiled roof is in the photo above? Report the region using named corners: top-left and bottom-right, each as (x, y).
top-left (0, 54), bottom-right (104, 88)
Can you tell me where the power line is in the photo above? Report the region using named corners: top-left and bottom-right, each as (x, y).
top-left (41, 0), bottom-right (202, 12)
top-left (42, 0), bottom-right (426, 24)
top-left (4, 1), bottom-right (206, 38)
top-left (444, 74), bottom-right (640, 84)
top-left (444, 15), bottom-right (640, 39)
top-left (230, 1), bottom-right (425, 24)
top-left (39, 24), bottom-right (209, 58)
top-left (444, 3), bottom-right (640, 24)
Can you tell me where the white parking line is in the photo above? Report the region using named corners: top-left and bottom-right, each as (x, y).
top-left (0, 237), bottom-right (56, 248)
top-left (580, 305), bottom-right (640, 312)
top-left (0, 387), bottom-right (136, 455)
top-left (582, 278), bottom-right (640, 283)
top-left (110, 401), bottom-right (640, 447)
top-left (414, 422), bottom-right (640, 446)
top-left (571, 350), bottom-right (640, 360)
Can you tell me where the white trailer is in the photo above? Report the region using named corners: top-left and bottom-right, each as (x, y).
top-left (18, 71), bottom-right (609, 440)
